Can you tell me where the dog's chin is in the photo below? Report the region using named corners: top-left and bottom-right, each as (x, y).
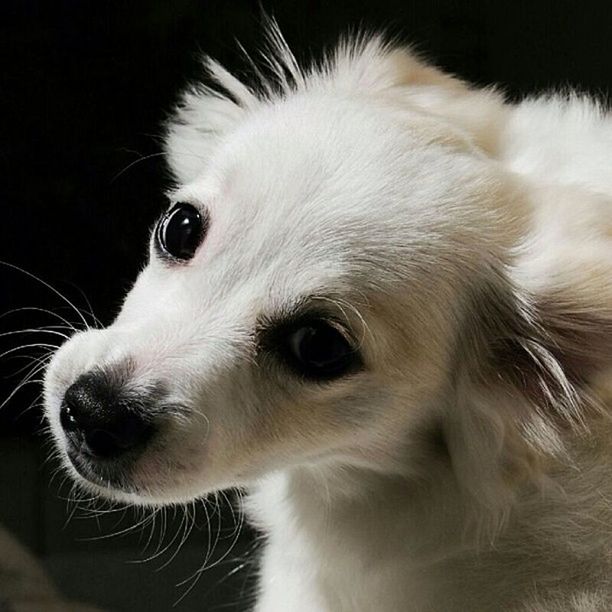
top-left (63, 448), bottom-right (224, 508)
top-left (64, 449), bottom-right (165, 506)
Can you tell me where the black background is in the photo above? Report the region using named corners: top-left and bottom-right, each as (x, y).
top-left (1, 1), bottom-right (612, 610)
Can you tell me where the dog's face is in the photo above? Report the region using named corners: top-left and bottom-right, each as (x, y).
top-left (44, 37), bottom-right (528, 506)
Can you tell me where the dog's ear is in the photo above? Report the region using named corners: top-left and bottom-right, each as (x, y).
top-left (164, 59), bottom-right (258, 184)
top-left (445, 258), bottom-right (612, 538)
top-left (330, 39), bottom-right (506, 154)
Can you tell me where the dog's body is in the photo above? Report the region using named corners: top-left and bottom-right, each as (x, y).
top-left (43, 27), bottom-right (612, 611)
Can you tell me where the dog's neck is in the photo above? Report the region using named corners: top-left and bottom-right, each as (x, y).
top-left (247, 432), bottom-right (612, 612)
top-left (247, 459), bottom-right (473, 611)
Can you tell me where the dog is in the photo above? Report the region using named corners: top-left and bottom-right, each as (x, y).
top-left (43, 23), bottom-right (612, 611)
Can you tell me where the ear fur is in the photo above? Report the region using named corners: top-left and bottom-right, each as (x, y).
top-left (341, 41), bottom-right (507, 154)
top-left (446, 250), bottom-right (612, 538)
top-left (445, 271), bottom-right (566, 537)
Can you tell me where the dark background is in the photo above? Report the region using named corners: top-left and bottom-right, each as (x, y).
top-left (1, 1), bottom-right (611, 610)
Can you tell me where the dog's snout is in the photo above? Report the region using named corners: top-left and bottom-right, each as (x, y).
top-left (60, 372), bottom-right (154, 460)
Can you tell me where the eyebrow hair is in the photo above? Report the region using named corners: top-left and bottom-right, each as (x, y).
top-left (254, 294), bottom-right (366, 383)
top-left (255, 294), bottom-right (357, 349)
top-left (258, 294), bottom-right (337, 324)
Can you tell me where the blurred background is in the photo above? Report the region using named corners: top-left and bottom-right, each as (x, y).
top-left (1, 1), bottom-right (611, 610)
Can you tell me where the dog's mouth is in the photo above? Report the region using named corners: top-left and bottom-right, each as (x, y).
top-left (66, 447), bottom-right (140, 494)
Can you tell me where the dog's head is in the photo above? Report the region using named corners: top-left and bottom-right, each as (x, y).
top-left (44, 28), bottom-right (611, 521)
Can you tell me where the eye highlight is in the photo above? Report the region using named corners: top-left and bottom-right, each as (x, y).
top-left (156, 203), bottom-right (206, 261)
top-left (278, 318), bottom-right (362, 381)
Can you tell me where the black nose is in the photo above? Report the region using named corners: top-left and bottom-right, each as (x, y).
top-left (60, 371), bottom-right (154, 460)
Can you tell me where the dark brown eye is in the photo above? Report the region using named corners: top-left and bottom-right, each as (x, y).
top-left (156, 203), bottom-right (205, 261)
top-left (283, 321), bottom-right (360, 380)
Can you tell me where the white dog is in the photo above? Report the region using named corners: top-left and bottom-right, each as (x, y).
top-left (44, 24), bottom-right (612, 611)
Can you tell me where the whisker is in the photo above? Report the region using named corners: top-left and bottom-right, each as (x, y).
top-left (6, 351), bottom-right (56, 380)
top-left (154, 503), bottom-right (195, 570)
top-left (0, 327), bottom-right (71, 342)
top-left (79, 507), bottom-right (158, 542)
top-left (0, 261), bottom-right (91, 331)
top-left (64, 282), bottom-right (104, 329)
top-left (0, 343), bottom-right (59, 361)
top-left (174, 491), bottom-right (246, 605)
top-left (0, 355), bottom-right (54, 412)
top-left (111, 151), bottom-right (168, 183)
top-left (0, 306), bottom-right (80, 332)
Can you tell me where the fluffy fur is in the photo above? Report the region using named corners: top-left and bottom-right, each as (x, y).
top-left (44, 24), bottom-right (612, 611)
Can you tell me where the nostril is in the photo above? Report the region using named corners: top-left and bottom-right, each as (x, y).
top-left (60, 400), bottom-right (79, 432)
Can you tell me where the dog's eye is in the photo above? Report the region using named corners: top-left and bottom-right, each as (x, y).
top-left (283, 321), bottom-right (360, 380)
top-left (156, 203), bottom-right (205, 261)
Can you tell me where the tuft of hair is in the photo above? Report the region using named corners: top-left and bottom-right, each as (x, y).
top-left (164, 18), bottom-right (504, 184)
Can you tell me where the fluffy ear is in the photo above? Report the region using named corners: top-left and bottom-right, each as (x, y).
top-left (164, 59), bottom-right (258, 184)
top-left (328, 37), bottom-right (507, 154)
top-left (444, 260), bottom-right (612, 539)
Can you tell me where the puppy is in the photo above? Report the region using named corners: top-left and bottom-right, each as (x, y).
top-left (44, 24), bottom-right (612, 612)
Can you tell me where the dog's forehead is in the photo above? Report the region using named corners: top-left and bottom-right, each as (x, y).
top-left (181, 95), bottom-right (403, 202)
top-left (175, 93), bottom-right (479, 252)
top-left (215, 94), bottom-right (433, 200)
top-left (165, 94), bottom-right (498, 311)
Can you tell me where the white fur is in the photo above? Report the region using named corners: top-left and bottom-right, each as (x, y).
top-left (44, 24), bottom-right (612, 611)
